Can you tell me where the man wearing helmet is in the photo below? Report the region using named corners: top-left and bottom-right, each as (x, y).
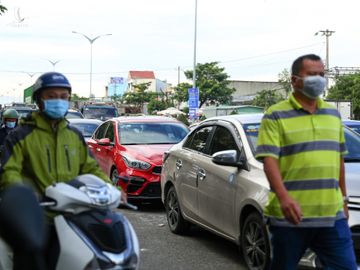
top-left (0, 72), bottom-right (113, 194)
top-left (0, 109), bottom-right (19, 148)
top-left (0, 72), bottom-right (124, 269)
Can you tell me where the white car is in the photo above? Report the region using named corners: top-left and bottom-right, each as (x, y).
top-left (161, 113), bottom-right (360, 269)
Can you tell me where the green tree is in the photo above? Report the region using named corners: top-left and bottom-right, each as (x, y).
top-left (123, 82), bottom-right (152, 112)
top-left (71, 93), bottom-right (89, 101)
top-left (176, 62), bottom-right (235, 107)
top-left (278, 69), bottom-right (292, 97)
top-left (148, 99), bottom-right (166, 114)
top-left (173, 82), bottom-right (192, 104)
top-left (0, 5), bottom-right (7, 15)
top-left (327, 73), bottom-right (360, 119)
top-left (252, 89), bottom-right (284, 109)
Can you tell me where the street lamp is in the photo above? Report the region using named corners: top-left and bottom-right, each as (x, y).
top-left (72, 31), bottom-right (112, 98)
top-left (315, 29), bottom-right (335, 90)
top-left (47, 59), bottom-right (61, 71)
top-left (193, 0), bottom-right (198, 90)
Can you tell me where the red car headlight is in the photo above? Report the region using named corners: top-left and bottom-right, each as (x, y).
top-left (122, 155), bottom-right (151, 170)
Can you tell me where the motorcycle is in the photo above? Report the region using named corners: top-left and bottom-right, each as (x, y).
top-left (0, 174), bottom-right (140, 270)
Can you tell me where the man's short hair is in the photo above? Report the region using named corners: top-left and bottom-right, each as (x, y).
top-left (291, 54), bottom-right (322, 76)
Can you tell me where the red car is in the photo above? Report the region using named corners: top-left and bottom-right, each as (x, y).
top-left (88, 116), bottom-right (189, 200)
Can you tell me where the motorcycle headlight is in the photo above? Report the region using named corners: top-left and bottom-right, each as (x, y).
top-left (122, 155), bottom-right (151, 170)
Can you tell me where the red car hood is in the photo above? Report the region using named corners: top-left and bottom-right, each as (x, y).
top-left (122, 144), bottom-right (174, 165)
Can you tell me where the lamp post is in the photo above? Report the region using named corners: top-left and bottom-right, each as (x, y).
top-left (193, 0), bottom-right (198, 90)
top-left (315, 29), bottom-right (335, 91)
top-left (72, 31), bottom-right (112, 98)
top-left (47, 59), bottom-right (61, 71)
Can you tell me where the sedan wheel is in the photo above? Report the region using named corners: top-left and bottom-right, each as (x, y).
top-left (241, 212), bottom-right (270, 270)
top-left (165, 186), bottom-right (189, 234)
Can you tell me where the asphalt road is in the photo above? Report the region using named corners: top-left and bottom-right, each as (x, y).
top-left (119, 202), bottom-right (248, 270)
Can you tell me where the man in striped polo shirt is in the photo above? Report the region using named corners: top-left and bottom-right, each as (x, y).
top-left (256, 54), bottom-right (356, 269)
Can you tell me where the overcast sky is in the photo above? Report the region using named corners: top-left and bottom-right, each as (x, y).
top-left (1, 0), bottom-right (360, 102)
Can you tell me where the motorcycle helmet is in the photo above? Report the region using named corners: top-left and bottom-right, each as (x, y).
top-left (2, 109), bottom-right (19, 122)
top-left (32, 72), bottom-right (72, 103)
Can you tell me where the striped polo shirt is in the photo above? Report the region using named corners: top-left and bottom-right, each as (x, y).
top-left (256, 93), bottom-right (347, 227)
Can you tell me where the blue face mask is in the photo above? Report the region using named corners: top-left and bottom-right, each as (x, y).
top-left (5, 121), bottom-right (16, 129)
top-left (299, 75), bottom-right (326, 99)
top-left (43, 99), bottom-right (69, 119)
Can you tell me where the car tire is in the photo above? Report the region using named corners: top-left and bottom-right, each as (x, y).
top-left (241, 212), bottom-right (271, 270)
top-left (165, 186), bottom-right (189, 234)
top-left (110, 167), bottom-right (119, 185)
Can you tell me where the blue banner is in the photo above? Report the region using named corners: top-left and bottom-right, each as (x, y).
top-left (188, 87), bottom-right (199, 120)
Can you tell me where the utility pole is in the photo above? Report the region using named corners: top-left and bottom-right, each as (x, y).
top-left (315, 29), bottom-right (335, 91)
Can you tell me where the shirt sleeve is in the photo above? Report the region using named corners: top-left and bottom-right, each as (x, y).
top-left (255, 113), bottom-right (281, 159)
top-left (0, 136), bottom-right (24, 189)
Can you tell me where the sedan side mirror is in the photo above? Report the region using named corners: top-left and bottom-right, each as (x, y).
top-left (212, 150), bottom-right (246, 169)
top-left (97, 138), bottom-right (114, 146)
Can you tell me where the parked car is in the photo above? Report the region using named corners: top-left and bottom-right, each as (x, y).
top-left (81, 104), bottom-right (118, 121)
top-left (87, 116), bottom-right (189, 200)
top-left (68, 118), bottom-right (103, 142)
top-left (343, 119), bottom-right (360, 134)
top-left (66, 109), bottom-right (84, 119)
top-left (161, 113), bottom-right (360, 270)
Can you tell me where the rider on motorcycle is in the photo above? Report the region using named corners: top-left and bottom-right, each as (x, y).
top-left (0, 72), bottom-right (123, 270)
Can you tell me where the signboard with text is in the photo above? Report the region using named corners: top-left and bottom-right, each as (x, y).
top-left (188, 87), bottom-right (199, 120)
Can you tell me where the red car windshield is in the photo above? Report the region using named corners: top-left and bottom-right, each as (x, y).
top-left (119, 123), bottom-right (188, 145)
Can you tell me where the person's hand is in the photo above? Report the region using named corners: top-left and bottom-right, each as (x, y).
top-left (278, 194), bottom-right (303, 225)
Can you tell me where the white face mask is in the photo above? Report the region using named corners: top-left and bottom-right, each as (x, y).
top-left (297, 75), bottom-right (326, 99)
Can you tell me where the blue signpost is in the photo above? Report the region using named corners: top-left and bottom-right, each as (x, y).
top-left (188, 87), bottom-right (199, 120)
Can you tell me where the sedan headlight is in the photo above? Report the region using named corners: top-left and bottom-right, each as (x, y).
top-left (122, 155), bottom-right (151, 170)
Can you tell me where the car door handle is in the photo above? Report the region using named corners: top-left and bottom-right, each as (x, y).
top-left (176, 160), bottom-right (182, 170)
top-left (197, 169), bottom-right (206, 181)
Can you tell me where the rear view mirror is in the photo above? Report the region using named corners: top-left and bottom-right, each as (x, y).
top-left (97, 138), bottom-right (114, 146)
top-left (212, 150), bottom-right (246, 169)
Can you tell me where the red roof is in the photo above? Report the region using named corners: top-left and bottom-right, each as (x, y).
top-left (129, 71), bottom-right (155, 79)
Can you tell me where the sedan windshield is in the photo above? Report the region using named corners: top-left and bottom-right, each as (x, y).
top-left (242, 123), bottom-right (360, 162)
top-left (119, 123), bottom-right (189, 144)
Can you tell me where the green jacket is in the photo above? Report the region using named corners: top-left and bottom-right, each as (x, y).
top-left (0, 112), bottom-right (111, 194)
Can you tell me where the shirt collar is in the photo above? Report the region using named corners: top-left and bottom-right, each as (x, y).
top-left (288, 92), bottom-right (325, 110)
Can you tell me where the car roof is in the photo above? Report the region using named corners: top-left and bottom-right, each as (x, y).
top-left (112, 115), bottom-right (183, 124)
top-left (204, 113), bottom-right (264, 125)
top-left (343, 119), bottom-right (360, 125)
top-left (67, 118), bottom-right (103, 124)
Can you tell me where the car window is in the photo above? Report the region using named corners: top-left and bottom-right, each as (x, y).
top-left (104, 122), bottom-right (115, 142)
top-left (70, 122), bottom-right (101, 137)
top-left (83, 107), bottom-right (118, 120)
top-left (184, 126), bottom-right (213, 154)
top-left (66, 111), bottom-right (84, 119)
top-left (118, 123), bottom-right (188, 145)
top-left (209, 126), bottom-right (238, 155)
top-left (346, 124), bottom-right (360, 134)
top-left (344, 127), bottom-right (360, 160)
top-left (93, 122), bottom-right (111, 140)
